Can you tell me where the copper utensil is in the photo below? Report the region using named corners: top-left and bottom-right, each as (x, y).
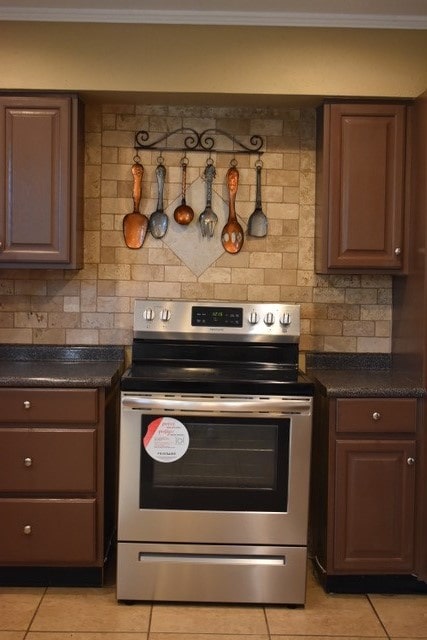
top-left (198, 161), bottom-right (218, 238)
top-left (174, 158), bottom-right (194, 225)
top-left (248, 161), bottom-right (268, 237)
top-left (149, 160), bottom-right (168, 239)
top-left (122, 159), bottom-right (148, 249)
top-left (221, 163), bottom-right (244, 254)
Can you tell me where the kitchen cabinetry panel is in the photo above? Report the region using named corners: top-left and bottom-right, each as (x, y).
top-left (310, 393), bottom-right (418, 582)
top-left (0, 499), bottom-right (96, 564)
top-left (0, 383), bottom-right (120, 584)
top-left (0, 428), bottom-right (96, 493)
top-left (0, 94), bottom-right (83, 269)
top-left (0, 388), bottom-right (98, 423)
top-left (334, 439), bottom-right (415, 572)
top-left (316, 102), bottom-right (409, 273)
top-left (336, 398), bottom-right (417, 433)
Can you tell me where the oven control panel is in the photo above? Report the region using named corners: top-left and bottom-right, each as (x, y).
top-left (133, 300), bottom-right (300, 342)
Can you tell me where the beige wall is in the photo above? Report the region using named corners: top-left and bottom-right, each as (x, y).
top-left (0, 22), bottom-right (426, 101)
top-left (0, 102), bottom-right (392, 356)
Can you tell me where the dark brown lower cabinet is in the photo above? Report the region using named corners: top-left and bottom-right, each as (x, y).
top-left (310, 395), bottom-right (421, 590)
top-left (334, 439), bottom-right (415, 572)
top-left (0, 385), bottom-right (119, 586)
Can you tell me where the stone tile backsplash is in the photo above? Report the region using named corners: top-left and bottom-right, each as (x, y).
top-left (0, 103), bottom-right (392, 354)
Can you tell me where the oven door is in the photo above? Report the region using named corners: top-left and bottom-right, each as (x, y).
top-left (118, 392), bottom-right (313, 546)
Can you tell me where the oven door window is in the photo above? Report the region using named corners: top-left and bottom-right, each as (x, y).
top-left (140, 416), bottom-right (290, 512)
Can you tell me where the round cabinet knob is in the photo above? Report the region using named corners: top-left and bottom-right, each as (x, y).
top-left (248, 311), bottom-right (259, 325)
top-left (24, 457), bottom-right (33, 467)
top-left (394, 247), bottom-right (402, 256)
top-left (24, 525), bottom-right (32, 535)
top-left (143, 308), bottom-right (154, 321)
top-left (23, 400), bottom-right (31, 409)
top-left (160, 308), bottom-right (170, 322)
top-left (280, 313), bottom-right (291, 326)
top-left (264, 312), bottom-right (275, 326)
top-left (372, 411), bottom-right (381, 421)
top-left (407, 457), bottom-right (415, 466)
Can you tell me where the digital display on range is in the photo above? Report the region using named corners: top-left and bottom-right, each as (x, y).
top-left (192, 306), bottom-right (243, 327)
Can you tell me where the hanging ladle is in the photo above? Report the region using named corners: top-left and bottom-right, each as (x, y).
top-left (149, 157), bottom-right (168, 239)
top-left (221, 160), bottom-right (244, 254)
top-left (247, 159), bottom-right (268, 238)
top-left (173, 157), bottom-right (194, 225)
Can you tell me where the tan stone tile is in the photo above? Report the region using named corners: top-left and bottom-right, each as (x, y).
top-left (150, 604), bottom-right (268, 635)
top-left (357, 337), bottom-right (391, 353)
top-left (266, 573), bottom-right (386, 637)
top-left (0, 587), bottom-right (44, 631)
top-left (0, 633), bottom-right (26, 640)
top-left (30, 587), bottom-right (150, 632)
top-left (150, 635), bottom-right (268, 640)
top-left (27, 634), bottom-right (147, 640)
top-left (369, 593), bottom-right (427, 637)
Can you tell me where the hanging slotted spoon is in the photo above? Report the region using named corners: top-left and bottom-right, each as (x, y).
top-left (149, 159), bottom-right (168, 239)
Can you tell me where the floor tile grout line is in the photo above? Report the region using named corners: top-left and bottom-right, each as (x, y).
top-left (23, 586), bottom-right (48, 638)
top-left (367, 593), bottom-right (392, 640)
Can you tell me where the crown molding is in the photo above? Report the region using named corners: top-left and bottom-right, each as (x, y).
top-left (0, 7), bottom-right (426, 29)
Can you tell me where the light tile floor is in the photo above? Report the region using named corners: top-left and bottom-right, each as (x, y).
top-left (1, 564), bottom-right (427, 640)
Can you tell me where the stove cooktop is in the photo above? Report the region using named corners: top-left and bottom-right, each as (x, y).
top-left (121, 364), bottom-right (314, 396)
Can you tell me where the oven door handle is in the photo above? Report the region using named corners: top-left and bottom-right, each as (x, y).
top-left (122, 395), bottom-right (311, 414)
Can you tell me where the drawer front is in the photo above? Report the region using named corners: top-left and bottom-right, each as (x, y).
top-left (0, 499), bottom-right (97, 564)
top-left (0, 388), bottom-right (98, 423)
top-left (0, 429), bottom-right (96, 493)
top-left (336, 398), bottom-right (417, 433)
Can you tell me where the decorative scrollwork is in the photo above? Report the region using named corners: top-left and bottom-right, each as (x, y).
top-left (134, 127), bottom-right (264, 155)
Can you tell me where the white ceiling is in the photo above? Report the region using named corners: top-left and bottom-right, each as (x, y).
top-left (0, 0), bottom-right (426, 29)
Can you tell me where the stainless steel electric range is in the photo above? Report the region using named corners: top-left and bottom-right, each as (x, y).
top-left (117, 299), bottom-right (314, 605)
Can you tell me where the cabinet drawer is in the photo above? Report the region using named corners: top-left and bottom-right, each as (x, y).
top-left (0, 428), bottom-right (96, 493)
top-left (336, 398), bottom-right (417, 433)
top-left (0, 388), bottom-right (98, 423)
top-left (0, 499), bottom-right (96, 564)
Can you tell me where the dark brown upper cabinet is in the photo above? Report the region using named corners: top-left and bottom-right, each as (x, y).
top-left (0, 94), bottom-right (83, 269)
top-left (315, 102), bottom-right (410, 274)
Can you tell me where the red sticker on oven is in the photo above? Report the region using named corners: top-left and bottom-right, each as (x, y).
top-left (143, 417), bottom-right (189, 463)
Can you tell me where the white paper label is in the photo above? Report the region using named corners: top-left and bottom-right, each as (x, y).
top-left (143, 417), bottom-right (189, 463)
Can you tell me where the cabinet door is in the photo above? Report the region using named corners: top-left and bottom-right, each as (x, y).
top-left (318, 103), bottom-right (407, 273)
top-left (0, 94), bottom-right (82, 268)
top-left (334, 439), bottom-right (415, 572)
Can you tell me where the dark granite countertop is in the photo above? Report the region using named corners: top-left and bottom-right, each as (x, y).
top-left (0, 345), bottom-right (125, 388)
top-left (305, 352), bottom-right (426, 398)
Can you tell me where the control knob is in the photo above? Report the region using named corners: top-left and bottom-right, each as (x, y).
top-left (248, 311), bottom-right (259, 325)
top-left (143, 308), bottom-right (154, 321)
top-left (160, 308), bottom-right (171, 322)
top-left (280, 313), bottom-right (291, 326)
top-left (264, 312), bottom-right (275, 326)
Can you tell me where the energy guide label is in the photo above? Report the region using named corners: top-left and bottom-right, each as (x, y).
top-left (143, 417), bottom-right (189, 463)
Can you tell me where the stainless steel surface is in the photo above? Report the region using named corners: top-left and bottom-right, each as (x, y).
top-left (198, 162), bottom-right (218, 238)
top-left (117, 297), bottom-right (312, 605)
top-left (133, 299), bottom-right (301, 342)
top-left (117, 543), bottom-right (308, 604)
top-left (247, 162), bottom-right (268, 237)
top-left (118, 395), bottom-right (312, 545)
top-left (149, 162), bottom-right (168, 238)
top-left (121, 392), bottom-right (312, 416)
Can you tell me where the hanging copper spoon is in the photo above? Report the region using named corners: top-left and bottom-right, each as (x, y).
top-left (173, 157), bottom-right (194, 225)
top-left (221, 162), bottom-right (244, 254)
top-left (122, 158), bottom-right (148, 249)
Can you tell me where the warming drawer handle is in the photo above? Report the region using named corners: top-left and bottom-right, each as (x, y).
top-left (122, 395), bottom-right (311, 413)
top-left (138, 552), bottom-right (286, 566)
